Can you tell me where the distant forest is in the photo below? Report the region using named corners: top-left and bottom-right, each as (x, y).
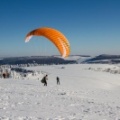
top-left (0, 56), bottom-right (76, 65)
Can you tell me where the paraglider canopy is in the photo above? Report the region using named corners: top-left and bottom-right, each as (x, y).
top-left (25, 27), bottom-right (70, 58)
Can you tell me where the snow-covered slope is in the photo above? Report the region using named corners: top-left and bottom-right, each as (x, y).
top-left (54, 55), bottom-right (91, 63)
top-left (0, 64), bottom-right (120, 120)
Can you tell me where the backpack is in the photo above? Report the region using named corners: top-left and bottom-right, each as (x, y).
top-left (41, 77), bottom-right (45, 83)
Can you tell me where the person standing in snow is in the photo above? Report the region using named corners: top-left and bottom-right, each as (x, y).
top-left (41, 74), bottom-right (48, 86)
top-left (56, 76), bottom-right (60, 85)
top-left (3, 73), bottom-right (6, 78)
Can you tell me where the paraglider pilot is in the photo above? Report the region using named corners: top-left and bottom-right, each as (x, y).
top-left (41, 74), bottom-right (48, 86)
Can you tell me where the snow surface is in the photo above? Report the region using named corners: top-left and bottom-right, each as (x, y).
top-left (0, 64), bottom-right (120, 120)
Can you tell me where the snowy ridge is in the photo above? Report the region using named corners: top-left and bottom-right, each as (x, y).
top-left (83, 54), bottom-right (120, 64)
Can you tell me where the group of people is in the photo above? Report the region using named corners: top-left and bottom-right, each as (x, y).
top-left (41, 74), bottom-right (60, 86)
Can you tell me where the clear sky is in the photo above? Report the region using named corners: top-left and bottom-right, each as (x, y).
top-left (0, 0), bottom-right (120, 57)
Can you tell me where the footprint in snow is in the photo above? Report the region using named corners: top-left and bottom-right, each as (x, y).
top-left (58, 92), bottom-right (66, 95)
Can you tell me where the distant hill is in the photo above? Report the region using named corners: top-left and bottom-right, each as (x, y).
top-left (82, 54), bottom-right (120, 64)
top-left (1, 54), bottom-right (120, 65)
top-left (0, 56), bottom-right (76, 65)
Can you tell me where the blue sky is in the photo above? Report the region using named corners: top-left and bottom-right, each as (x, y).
top-left (0, 0), bottom-right (120, 57)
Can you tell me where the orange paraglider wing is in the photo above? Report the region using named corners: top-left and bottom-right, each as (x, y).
top-left (25, 27), bottom-right (70, 58)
